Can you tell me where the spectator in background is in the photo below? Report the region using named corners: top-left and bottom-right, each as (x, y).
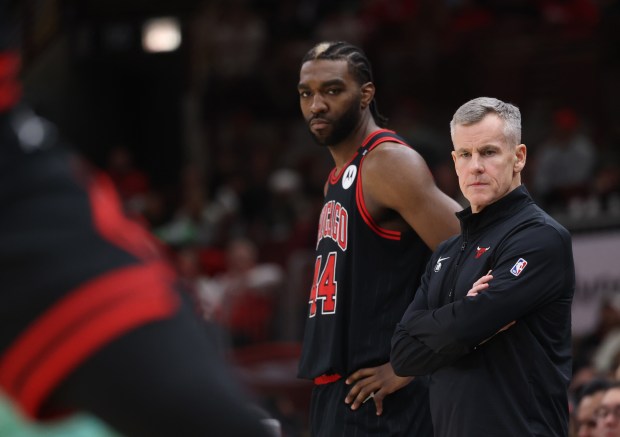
top-left (105, 144), bottom-right (150, 217)
top-left (173, 244), bottom-right (214, 316)
top-left (594, 382), bottom-right (620, 437)
top-left (315, 6), bottom-right (366, 47)
top-left (533, 107), bottom-right (597, 212)
top-left (573, 378), bottom-right (612, 437)
top-left (200, 237), bottom-right (284, 347)
top-left (155, 163), bottom-right (239, 248)
top-left (191, 0), bottom-right (268, 122)
top-left (590, 326), bottom-right (620, 384)
top-left (538, 0), bottom-right (600, 37)
top-left (571, 296), bottom-right (620, 404)
top-left (592, 125), bottom-right (620, 216)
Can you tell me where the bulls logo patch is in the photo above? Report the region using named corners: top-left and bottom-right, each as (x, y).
top-left (342, 165), bottom-right (357, 190)
top-left (510, 258), bottom-right (528, 276)
top-left (475, 246), bottom-right (490, 259)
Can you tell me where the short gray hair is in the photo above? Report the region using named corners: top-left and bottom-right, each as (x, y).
top-left (450, 97), bottom-right (521, 146)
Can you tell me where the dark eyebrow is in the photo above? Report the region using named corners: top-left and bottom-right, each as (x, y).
top-left (321, 79), bottom-right (346, 88)
top-left (298, 79), bottom-right (346, 90)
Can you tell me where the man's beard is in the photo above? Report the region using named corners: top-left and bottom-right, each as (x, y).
top-left (309, 98), bottom-right (361, 147)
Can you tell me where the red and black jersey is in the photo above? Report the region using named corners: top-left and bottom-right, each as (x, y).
top-left (0, 140), bottom-right (179, 418)
top-left (0, 126), bottom-right (271, 435)
top-left (0, 48), bottom-right (269, 429)
top-left (298, 129), bottom-right (432, 379)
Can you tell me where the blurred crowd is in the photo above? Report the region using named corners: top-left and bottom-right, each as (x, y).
top-left (97, 0), bottom-right (620, 344)
top-left (56, 0), bottom-right (620, 435)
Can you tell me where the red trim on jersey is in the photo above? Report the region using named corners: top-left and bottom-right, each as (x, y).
top-left (314, 373), bottom-right (342, 385)
top-left (368, 135), bottom-right (407, 152)
top-left (88, 171), bottom-right (161, 261)
top-left (356, 134), bottom-right (407, 241)
top-left (327, 129), bottom-right (396, 185)
top-left (0, 51), bottom-right (22, 112)
top-left (0, 261), bottom-right (179, 418)
top-left (329, 153), bottom-right (358, 185)
top-left (362, 129), bottom-right (395, 148)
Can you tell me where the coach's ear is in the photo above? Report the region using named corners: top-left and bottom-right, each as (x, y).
top-left (514, 144), bottom-right (526, 173)
top-left (360, 82), bottom-right (374, 110)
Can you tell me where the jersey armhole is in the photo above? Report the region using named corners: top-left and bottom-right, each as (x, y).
top-left (356, 138), bottom-right (409, 241)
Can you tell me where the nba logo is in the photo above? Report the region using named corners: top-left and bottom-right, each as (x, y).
top-left (510, 258), bottom-right (528, 276)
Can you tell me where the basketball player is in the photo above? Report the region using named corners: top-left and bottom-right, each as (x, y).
top-left (0, 2), bottom-right (270, 435)
top-left (296, 41), bottom-right (461, 436)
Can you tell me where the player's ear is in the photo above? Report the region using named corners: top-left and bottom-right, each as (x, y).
top-left (360, 82), bottom-right (374, 109)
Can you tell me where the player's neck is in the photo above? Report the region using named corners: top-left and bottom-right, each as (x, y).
top-left (329, 117), bottom-right (379, 171)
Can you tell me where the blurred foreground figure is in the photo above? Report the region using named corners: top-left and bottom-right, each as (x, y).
top-left (0, 2), bottom-right (270, 436)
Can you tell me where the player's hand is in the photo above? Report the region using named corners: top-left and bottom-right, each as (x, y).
top-left (344, 363), bottom-right (412, 416)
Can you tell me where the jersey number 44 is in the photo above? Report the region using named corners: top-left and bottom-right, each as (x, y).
top-left (308, 252), bottom-right (338, 317)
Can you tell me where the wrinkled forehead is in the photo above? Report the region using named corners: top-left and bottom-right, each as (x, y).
top-left (451, 114), bottom-right (510, 150)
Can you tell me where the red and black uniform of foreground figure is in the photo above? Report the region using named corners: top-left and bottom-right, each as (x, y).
top-left (0, 2), bottom-right (270, 435)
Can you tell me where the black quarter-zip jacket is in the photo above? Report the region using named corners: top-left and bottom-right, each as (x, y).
top-left (391, 185), bottom-right (574, 437)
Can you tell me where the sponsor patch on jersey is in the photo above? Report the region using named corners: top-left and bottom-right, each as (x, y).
top-left (342, 165), bottom-right (357, 190)
top-left (510, 258), bottom-right (528, 276)
top-left (434, 256), bottom-right (450, 272)
top-left (475, 246), bottom-right (490, 259)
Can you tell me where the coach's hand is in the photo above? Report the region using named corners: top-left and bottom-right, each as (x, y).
top-left (344, 363), bottom-right (413, 415)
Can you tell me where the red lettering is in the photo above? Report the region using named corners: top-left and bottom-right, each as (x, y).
top-left (315, 201), bottom-right (348, 251)
top-left (325, 201), bottom-right (333, 238)
top-left (338, 208), bottom-right (348, 250)
top-left (331, 203), bottom-right (340, 242)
